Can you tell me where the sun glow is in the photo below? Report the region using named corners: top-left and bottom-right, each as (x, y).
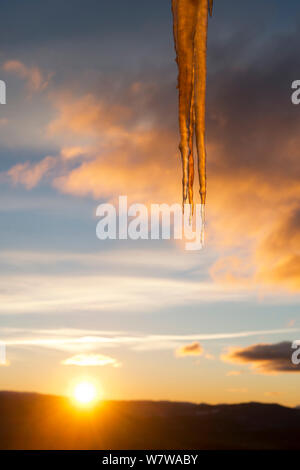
top-left (73, 382), bottom-right (97, 406)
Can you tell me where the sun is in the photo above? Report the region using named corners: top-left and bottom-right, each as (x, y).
top-left (73, 382), bottom-right (97, 406)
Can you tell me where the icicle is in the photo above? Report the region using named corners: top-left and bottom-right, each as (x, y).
top-left (172, 0), bottom-right (212, 242)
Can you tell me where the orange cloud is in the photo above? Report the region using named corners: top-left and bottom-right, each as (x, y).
top-left (210, 256), bottom-right (254, 287)
top-left (44, 89), bottom-right (180, 204)
top-left (48, 93), bottom-right (131, 138)
top-left (255, 209), bottom-right (300, 291)
top-left (175, 342), bottom-right (203, 357)
top-left (3, 60), bottom-right (51, 93)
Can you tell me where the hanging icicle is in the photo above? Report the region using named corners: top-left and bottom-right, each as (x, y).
top-left (172, 0), bottom-right (212, 225)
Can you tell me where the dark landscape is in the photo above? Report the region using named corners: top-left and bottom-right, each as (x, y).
top-left (1, 392), bottom-right (300, 450)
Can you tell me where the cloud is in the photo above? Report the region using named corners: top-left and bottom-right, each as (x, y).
top-left (6, 156), bottom-right (56, 189)
top-left (47, 87), bottom-right (178, 203)
top-left (203, 29), bottom-right (300, 291)
top-left (61, 353), bottom-right (121, 367)
top-left (2, 326), bottom-right (297, 355)
top-left (256, 209), bottom-right (300, 291)
top-left (3, 60), bottom-right (51, 93)
top-left (0, 273), bottom-right (248, 317)
top-left (60, 146), bottom-right (87, 160)
top-left (175, 342), bottom-right (203, 357)
top-left (52, 148), bottom-right (177, 203)
top-left (4, 146), bottom-right (91, 189)
top-left (4, 82), bottom-right (179, 202)
top-left (48, 93), bottom-right (131, 138)
top-left (227, 388), bottom-right (248, 393)
top-left (221, 342), bottom-right (300, 374)
top-left (210, 256), bottom-right (254, 287)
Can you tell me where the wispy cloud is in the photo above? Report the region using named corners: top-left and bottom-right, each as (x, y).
top-left (61, 353), bottom-right (121, 367)
top-left (3, 60), bottom-right (52, 93)
top-left (0, 273), bottom-right (249, 316)
top-left (6, 156), bottom-right (56, 189)
top-left (2, 327), bottom-right (299, 355)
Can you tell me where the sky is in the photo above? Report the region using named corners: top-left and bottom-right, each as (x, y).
top-left (0, 0), bottom-right (300, 406)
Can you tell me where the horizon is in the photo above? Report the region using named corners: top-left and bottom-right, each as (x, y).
top-left (1, 389), bottom-right (299, 409)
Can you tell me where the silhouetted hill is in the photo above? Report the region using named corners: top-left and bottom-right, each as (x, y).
top-left (1, 391), bottom-right (300, 449)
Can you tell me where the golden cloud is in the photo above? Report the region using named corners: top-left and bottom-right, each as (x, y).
top-left (61, 353), bottom-right (121, 367)
top-left (175, 342), bottom-right (203, 357)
